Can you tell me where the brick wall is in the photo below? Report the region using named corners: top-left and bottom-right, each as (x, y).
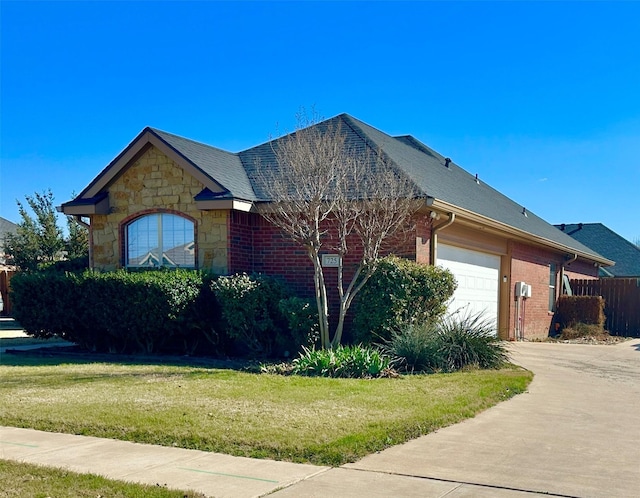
top-left (228, 212), bottom-right (423, 337)
top-left (90, 146), bottom-right (228, 273)
top-left (228, 211), bottom-right (254, 274)
top-left (509, 242), bottom-right (598, 339)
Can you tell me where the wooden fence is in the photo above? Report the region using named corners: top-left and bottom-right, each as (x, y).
top-left (0, 270), bottom-right (16, 316)
top-left (570, 278), bottom-right (640, 337)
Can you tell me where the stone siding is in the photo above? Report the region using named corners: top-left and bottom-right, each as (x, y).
top-left (91, 146), bottom-right (228, 273)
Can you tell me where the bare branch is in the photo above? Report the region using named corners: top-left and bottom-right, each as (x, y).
top-left (255, 113), bottom-right (423, 348)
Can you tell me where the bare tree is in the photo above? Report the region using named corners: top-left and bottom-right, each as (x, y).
top-left (256, 115), bottom-right (423, 348)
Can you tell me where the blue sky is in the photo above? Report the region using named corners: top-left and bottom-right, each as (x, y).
top-left (1, 1), bottom-right (639, 243)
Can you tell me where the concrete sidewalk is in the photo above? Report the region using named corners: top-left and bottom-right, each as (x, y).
top-left (0, 426), bottom-right (329, 497)
top-left (2, 339), bottom-right (639, 497)
top-left (0, 426), bottom-right (549, 498)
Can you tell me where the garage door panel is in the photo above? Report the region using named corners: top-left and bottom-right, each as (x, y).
top-left (437, 244), bottom-right (500, 334)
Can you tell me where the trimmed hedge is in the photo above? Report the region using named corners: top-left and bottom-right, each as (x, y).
top-left (353, 256), bottom-right (457, 344)
top-left (555, 295), bottom-right (605, 329)
top-left (10, 270), bottom-right (317, 357)
top-left (11, 270), bottom-right (207, 354)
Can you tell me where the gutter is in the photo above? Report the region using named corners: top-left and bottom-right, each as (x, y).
top-left (427, 199), bottom-right (614, 267)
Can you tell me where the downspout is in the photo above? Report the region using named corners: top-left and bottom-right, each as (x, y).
top-left (429, 212), bottom-right (456, 265)
top-left (560, 253), bottom-right (578, 295)
top-left (74, 216), bottom-right (93, 270)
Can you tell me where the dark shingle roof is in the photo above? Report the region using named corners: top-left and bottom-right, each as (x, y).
top-left (0, 217), bottom-right (18, 241)
top-left (150, 128), bottom-right (256, 201)
top-left (555, 223), bottom-right (640, 277)
top-left (64, 115), bottom-right (612, 264)
top-left (236, 114), bottom-right (607, 262)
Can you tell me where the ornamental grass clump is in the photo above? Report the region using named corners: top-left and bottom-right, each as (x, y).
top-left (291, 344), bottom-right (391, 378)
top-left (383, 311), bottom-right (509, 373)
top-left (434, 312), bottom-right (509, 371)
top-left (381, 322), bottom-right (440, 373)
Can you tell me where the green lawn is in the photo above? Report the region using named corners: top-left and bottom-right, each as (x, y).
top-left (0, 354), bottom-right (532, 466)
top-left (0, 459), bottom-right (206, 498)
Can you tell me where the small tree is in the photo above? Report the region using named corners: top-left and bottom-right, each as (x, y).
top-left (256, 113), bottom-right (423, 348)
top-left (66, 215), bottom-right (89, 261)
top-left (3, 190), bottom-right (88, 271)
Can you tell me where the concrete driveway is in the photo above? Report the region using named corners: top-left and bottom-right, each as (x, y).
top-left (274, 339), bottom-right (640, 497)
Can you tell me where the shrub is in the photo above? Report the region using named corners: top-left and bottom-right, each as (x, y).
top-left (277, 296), bottom-right (319, 354)
top-left (555, 295), bottom-right (605, 329)
top-left (353, 256), bottom-right (456, 344)
top-left (10, 271), bottom-right (84, 343)
top-left (12, 269), bottom-right (318, 358)
top-left (11, 269), bottom-right (210, 354)
top-left (291, 345), bottom-right (391, 378)
top-left (210, 273), bottom-right (298, 357)
top-left (383, 312), bottom-right (509, 373)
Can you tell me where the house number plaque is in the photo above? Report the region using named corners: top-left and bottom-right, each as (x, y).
top-left (321, 254), bottom-right (341, 267)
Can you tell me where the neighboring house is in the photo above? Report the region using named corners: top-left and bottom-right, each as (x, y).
top-left (0, 216), bottom-right (18, 266)
top-left (61, 114), bottom-right (612, 340)
top-left (555, 223), bottom-right (640, 278)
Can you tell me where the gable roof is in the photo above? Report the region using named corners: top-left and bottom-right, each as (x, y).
top-left (61, 114), bottom-right (612, 265)
top-left (555, 223), bottom-right (640, 277)
top-left (61, 127), bottom-right (254, 215)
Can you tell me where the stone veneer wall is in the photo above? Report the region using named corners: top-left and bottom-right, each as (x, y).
top-left (90, 146), bottom-right (228, 273)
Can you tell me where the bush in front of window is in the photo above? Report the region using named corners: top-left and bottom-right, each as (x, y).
top-left (11, 270), bottom-right (318, 358)
top-left (11, 269), bottom-right (209, 354)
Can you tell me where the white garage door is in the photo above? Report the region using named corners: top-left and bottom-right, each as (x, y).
top-left (436, 244), bottom-right (500, 334)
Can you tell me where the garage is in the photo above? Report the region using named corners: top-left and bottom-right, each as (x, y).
top-left (436, 244), bottom-right (500, 334)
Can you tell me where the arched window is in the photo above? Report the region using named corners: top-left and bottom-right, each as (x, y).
top-left (125, 213), bottom-right (195, 268)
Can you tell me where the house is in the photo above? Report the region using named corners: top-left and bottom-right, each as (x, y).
top-left (0, 216), bottom-right (18, 267)
top-left (61, 114), bottom-right (613, 340)
top-left (555, 223), bottom-right (640, 278)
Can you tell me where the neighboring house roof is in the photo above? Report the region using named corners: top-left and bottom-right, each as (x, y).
top-left (128, 242), bottom-right (195, 267)
top-left (555, 223), bottom-right (640, 277)
top-left (0, 217), bottom-right (18, 265)
top-left (61, 114), bottom-right (613, 265)
top-left (0, 217), bottom-right (18, 242)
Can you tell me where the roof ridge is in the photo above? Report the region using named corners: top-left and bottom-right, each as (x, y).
top-left (339, 115), bottom-right (424, 197)
top-left (149, 127), bottom-right (239, 157)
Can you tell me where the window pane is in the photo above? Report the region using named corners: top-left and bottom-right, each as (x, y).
top-left (127, 214), bottom-right (194, 268)
top-left (127, 216), bottom-right (160, 267)
top-left (161, 214), bottom-right (195, 267)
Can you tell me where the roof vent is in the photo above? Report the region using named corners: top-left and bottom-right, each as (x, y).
top-left (560, 224), bottom-right (566, 231)
top-left (444, 157), bottom-right (451, 168)
top-left (475, 173), bottom-right (479, 184)
top-left (522, 207), bottom-right (528, 217)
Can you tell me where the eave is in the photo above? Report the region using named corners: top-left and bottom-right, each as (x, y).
top-left (60, 192), bottom-right (110, 216)
top-left (427, 198), bottom-right (615, 267)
